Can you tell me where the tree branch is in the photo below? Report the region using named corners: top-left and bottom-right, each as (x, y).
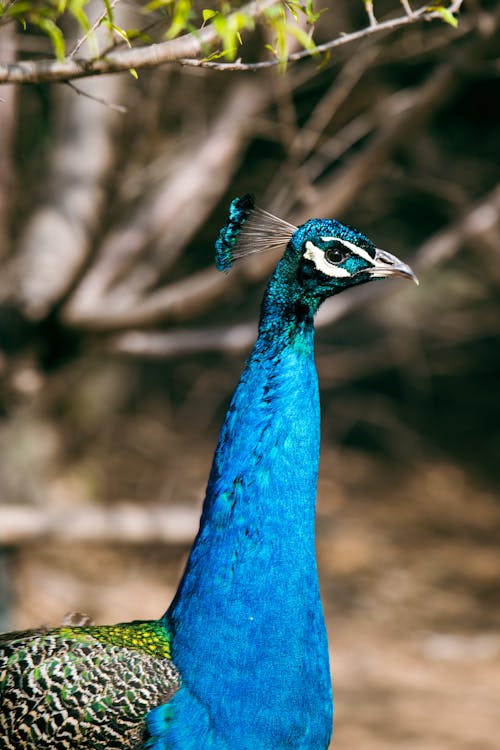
top-left (179, 3), bottom-right (465, 72)
top-left (109, 323), bottom-right (257, 358)
top-left (62, 79), bottom-right (272, 329)
top-left (0, 1), bottom-right (464, 84)
top-left (0, 502), bottom-right (199, 544)
top-left (0, 0), bottom-right (276, 84)
top-left (264, 43), bottom-right (382, 213)
top-left (416, 182), bottom-right (500, 272)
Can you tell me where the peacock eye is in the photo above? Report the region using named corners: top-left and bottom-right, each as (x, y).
top-left (324, 245), bottom-right (346, 265)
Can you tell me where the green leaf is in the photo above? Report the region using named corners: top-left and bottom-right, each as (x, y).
top-left (5, 2), bottom-right (33, 17)
top-left (273, 21), bottom-right (288, 69)
top-left (201, 48), bottom-right (234, 62)
top-left (284, 1), bottom-right (299, 22)
top-left (264, 4), bottom-right (286, 21)
top-left (105, 22), bottom-right (133, 47)
top-left (69, 0), bottom-right (91, 32)
top-left (285, 22), bottom-right (317, 54)
top-left (303, 0), bottom-right (325, 24)
top-left (427, 4), bottom-right (458, 27)
top-left (103, 0), bottom-right (114, 22)
top-left (202, 8), bottom-right (217, 23)
top-left (211, 10), bottom-right (254, 60)
top-left (35, 17), bottom-right (66, 60)
top-left (316, 48), bottom-right (330, 70)
top-left (143, 0), bottom-right (174, 12)
top-left (121, 27), bottom-right (152, 44)
top-left (166, 0), bottom-right (193, 39)
top-left (231, 11), bottom-right (254, 32)
top-left (129, 67), bottom-right (138, 79)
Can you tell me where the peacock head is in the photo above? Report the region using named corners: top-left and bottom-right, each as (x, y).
top-left (286, 218), bottom-right (417, 303)
top-left (215, 194), bottom-right (417, 311)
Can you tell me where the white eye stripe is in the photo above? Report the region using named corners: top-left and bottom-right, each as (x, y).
top-left (320, 236), bottom-right (375, 265)
top-left (303, 241), bottom-right (351, 278)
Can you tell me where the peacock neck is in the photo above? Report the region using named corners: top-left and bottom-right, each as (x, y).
top-left (203, 303), bottom-right (319, 533)
top-left (163, 279), bottom-right (332, 747)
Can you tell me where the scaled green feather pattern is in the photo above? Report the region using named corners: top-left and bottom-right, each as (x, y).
top-left (0, 621), bottom-right (179, 749)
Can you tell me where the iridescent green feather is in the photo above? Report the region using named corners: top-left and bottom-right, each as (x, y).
top-left (58, 620), bottom-right (173, 659)
top-left (0, 621), bottom-right (179, 750)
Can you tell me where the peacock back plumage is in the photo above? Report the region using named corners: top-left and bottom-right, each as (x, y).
top-left (0, 622), bottom-right (179, 749)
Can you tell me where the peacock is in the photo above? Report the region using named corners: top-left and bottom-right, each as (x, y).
top-left (0, 194), bottom-right (417, 750)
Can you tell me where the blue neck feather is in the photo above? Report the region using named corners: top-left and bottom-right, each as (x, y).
top-left (151, 256), bottom-right (333, 749)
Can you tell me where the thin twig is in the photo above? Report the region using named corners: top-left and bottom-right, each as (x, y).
top-left (400, 0), bottom-right (414, 16)
top-left (264, 44), bottom-right (382, 212)
top-left (65, 80), bottom-right (127, 112)
top-left (69, 0), bottom-right (121, 58)
top-left (364, 1), bottom-right (378, 27)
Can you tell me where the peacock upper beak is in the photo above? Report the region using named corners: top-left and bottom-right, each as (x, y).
top-left (368, 248), bottom-right (419, 285)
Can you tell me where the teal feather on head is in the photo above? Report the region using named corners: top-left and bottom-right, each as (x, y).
top-left (215, 193), bottom-right (255, 272)
top-left (215, 194), bottom-right (297, 273)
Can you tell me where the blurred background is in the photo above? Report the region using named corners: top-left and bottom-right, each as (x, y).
top-left (0, 0), bottom-right (499, 747)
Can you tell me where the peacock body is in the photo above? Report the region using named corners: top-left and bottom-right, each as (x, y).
top-left (0, 195), bottom-right (416, 749)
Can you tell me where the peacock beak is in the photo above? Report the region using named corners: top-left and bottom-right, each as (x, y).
top-left (368, 248), bottom-right (419, 285)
